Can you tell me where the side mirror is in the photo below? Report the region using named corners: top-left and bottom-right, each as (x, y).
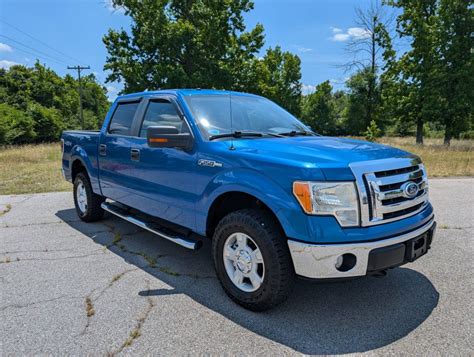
top-left (147, 126), bottom-right (193, 151)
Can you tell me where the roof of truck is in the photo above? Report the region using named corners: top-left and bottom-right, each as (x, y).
top-left (116, 89), bottom-right (260, 100)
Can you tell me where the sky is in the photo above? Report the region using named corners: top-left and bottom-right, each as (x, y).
top-left (0, 0), bottom-right (379, 101)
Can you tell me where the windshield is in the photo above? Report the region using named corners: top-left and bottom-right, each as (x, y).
top-left (183, 94), bottom-right (311, 140)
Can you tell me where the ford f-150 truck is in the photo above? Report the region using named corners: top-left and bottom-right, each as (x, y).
top-left (61, 89), bottom-right (436, 311)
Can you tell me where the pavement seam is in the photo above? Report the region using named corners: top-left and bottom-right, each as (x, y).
top-left (108, 279), bottom-right (155, 356)
top-left (0, 248), bottom-right (93, 255)
top-left (79, 268), bottom-right (139, 336)
top-left (0, 251), bottom-right (110, 264)
top-left (0, 295), bottom-right (82, 312)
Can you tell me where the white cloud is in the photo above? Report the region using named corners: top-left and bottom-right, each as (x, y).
top-left (0, 60), bottom-right (20, 69)
top-left (297, 47), bottom-right (313, 53)
top-left (302, 84), bottom-right (316, 95)
top-left (332, 33), bottom-right (351, 42)
top-left (0, 43), bottom-right (13, 52)
top-left (347, 27), bottom-right (371, 39)
top-left (104, 0), bottom-right (125, 14)
top-left (330, 27), bottom-right (371, 42)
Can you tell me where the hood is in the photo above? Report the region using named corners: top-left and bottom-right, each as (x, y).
top-left (230, 136), bottom-right (417, 180)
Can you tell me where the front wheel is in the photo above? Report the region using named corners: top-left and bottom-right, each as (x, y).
top-left (73, 172), bottom-right (105, 222)
top-left (212, 208), bottom-right (295, 311)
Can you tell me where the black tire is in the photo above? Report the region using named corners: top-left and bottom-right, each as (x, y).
top-left (73, 172), bottom-right (105, 222)
top-left (212, 208), bottom-right (295, 311)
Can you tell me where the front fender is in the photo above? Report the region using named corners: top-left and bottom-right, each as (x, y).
top-left (195, 168), bottom-right (310, 240)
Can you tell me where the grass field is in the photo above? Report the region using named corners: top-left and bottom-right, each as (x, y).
top-left (377, 137), bottom-right (473, 177)
top-left (0, 143), bottom-right (70, 195)
top-left (0, 138), bottom-right (472, 195)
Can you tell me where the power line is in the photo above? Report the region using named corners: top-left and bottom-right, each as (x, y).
top-left (68, 65), bottom-right (91, 130)
top-left (5, 44), bottom-right (69, 67)
top-left (0, 34), bottom-right (69, 66)
top-left (0, 19), bottom-right (87, 66)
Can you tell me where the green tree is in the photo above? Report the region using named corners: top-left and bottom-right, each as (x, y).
top-left (437, 0), bottom-right (473, 145)
top-left (28, 104), bottom-right (64, 142)
top-left (301, 81), bottom-right (336, 134)
top-left (364, 119), bottom-right (382, 141)
top-left (251, 46), bottom-right (302, 115)
top-left (0, 62), bottom-right (109, 143)
top-left (344, 1), bottom-right (395, 132)
top-left (0, 103), bottom-right (36, 145)
top-left (344, 68), bottom-right (381, 135)
top-left (81, 74), bottom-right (110, 128)
top-left (103, 0), bottom-right (264, 92)
top-left (385, 0), bottom-right (441, 144)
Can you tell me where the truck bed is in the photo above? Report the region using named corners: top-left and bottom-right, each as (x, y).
top-left (61, 130), bottom-right (101, 191)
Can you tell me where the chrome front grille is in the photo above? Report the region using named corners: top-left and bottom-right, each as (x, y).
top-left (350, 157), bottom-right (430, 226)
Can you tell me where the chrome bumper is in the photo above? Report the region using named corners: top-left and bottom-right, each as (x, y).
top-left (288, 217), bottom-right (435, 279)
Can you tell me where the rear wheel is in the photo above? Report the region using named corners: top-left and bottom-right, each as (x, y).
top-left (73, 172), bottom-right (105, 222)
top-left (212, 208), bottom-right (295, 311)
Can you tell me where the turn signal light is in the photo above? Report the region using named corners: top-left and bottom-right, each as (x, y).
top-left (293, 182), bottom-right (312, 213)
top-left (149, 138), bottom-right (169, 143)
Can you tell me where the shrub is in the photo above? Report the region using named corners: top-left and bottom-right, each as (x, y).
top-left (0, 103), bottom-right (36, 145)
top-left (364, 120), bottom-right (382, 142)
top-left (28, 104), bottom-right (65, 142)
top-left (460, 131), bottom-right (474, 140)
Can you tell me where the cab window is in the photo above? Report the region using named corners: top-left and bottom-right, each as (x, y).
top-left (108, 101), bottom-right (140, 136)
top-left (139, 99), bottom-right (189, 137)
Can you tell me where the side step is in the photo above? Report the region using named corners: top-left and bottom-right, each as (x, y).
top-left (101, 202), bottom-right (202, 250)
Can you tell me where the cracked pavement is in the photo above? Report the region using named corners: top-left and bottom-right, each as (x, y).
top-left (0, 178), bottom-right (473, 355)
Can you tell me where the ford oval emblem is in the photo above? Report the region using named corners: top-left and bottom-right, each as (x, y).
top-left (401, 181), bottom-right (419, 199)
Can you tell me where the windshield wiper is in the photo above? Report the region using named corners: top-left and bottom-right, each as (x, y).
top-left (209, 131), bottom-right (283, 141)
top-left (278, 130), bottom-right (316, 137)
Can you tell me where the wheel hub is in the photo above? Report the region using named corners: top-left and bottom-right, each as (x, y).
top-left (76, 182), bottom-right (87, 213)
top-left (235, 250), bottom-right (252, 274)
top-left (223, 232), bottom-right (265, 293)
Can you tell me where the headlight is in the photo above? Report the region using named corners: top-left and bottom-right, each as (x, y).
top-left (293, 181), bottom-right (359, 227)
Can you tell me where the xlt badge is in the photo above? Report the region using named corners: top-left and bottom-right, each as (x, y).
top-left (198, 159), bottom-right (223, 168)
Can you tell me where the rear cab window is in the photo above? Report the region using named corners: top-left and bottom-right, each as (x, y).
top-left (108, 101), bottom-right (140, 136)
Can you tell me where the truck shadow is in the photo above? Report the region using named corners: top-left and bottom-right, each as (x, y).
top-left (56, 209), bottom-right (439, 355)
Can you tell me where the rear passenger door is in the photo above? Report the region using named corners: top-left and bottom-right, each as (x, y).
top-left (98, 98), bottom-right (142, 205)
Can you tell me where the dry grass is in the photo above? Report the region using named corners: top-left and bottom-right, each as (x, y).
top-left (0, 203), bottom-right (12, 216)
top-left (85, 297), bottom-right (95, 317)
top-left (0, 139), bottom-right (472, 196)
top-left (376, 137), bottom-right (473, 177)
top-left (0, 143), bottom-right (70, 195)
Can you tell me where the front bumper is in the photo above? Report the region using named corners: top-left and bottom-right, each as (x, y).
top-left (288, 217), bottom-right (436, 279)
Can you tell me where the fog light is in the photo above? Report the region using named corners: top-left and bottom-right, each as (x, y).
top-left (335, 253), bottom-right (357, 272)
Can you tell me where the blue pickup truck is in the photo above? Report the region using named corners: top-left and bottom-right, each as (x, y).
top-left (61, 89), bottom-right (436, 311)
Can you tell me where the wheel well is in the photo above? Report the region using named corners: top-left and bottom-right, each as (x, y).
top-left (71, 159), bottom-right (87, 182)
top-left (206, 192), bottom-right (284, 238)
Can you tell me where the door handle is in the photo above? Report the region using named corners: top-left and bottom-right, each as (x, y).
top-left (130, 148), bottom-right (140, 161)
top-left (99, 144), bottom-right (107, 156)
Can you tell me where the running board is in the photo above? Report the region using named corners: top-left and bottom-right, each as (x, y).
top-left (101, 202), bottom-right (201, 250)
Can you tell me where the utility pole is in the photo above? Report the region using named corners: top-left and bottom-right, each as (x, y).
top-left (67, 65), bottom-right (90, 129)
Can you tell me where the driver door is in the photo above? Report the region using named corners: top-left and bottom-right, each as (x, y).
top-left (125, 96), bottom-right (197, 230)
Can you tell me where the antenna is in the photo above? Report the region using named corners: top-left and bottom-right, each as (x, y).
top-left (229, 91), bottom-right (235, 150)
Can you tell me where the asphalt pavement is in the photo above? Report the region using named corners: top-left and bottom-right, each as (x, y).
top-left (0, 178), bottom-right (473, 355)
